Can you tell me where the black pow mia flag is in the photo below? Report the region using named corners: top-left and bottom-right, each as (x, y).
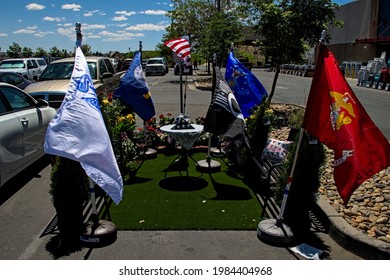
top-left (204, 66), bottom-right (245, 138)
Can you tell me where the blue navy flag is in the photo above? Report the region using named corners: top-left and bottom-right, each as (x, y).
top-left (225, 51), bottom-right (268, 118)
top-left (44, 47), bottom-right (123, 204)
top-left (114, 51), bottom-right (155, 121)
top-left (204, 66), bottom-right (245, 138)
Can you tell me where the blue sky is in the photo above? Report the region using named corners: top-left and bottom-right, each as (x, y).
top-left (0, 1), bottom-right (172, 54)
top-left (0, 0), bottom-right (354, 54)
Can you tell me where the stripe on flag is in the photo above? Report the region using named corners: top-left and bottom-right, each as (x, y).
top-left (164, 38), bottom-right (191, 59)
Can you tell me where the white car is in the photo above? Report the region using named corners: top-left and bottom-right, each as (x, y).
top-left (0, 58), bottom-right (40, 80)
top-left (145, 57), bottom-right (168, 76)
top-left (34, 58), bottom-right (48, 76)
top-left (0, 82), bottom-right (56, 187)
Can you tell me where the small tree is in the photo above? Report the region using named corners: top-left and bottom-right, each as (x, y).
top-left (164, 0), bottom-right (244, 67)
top-left (81, 44), bottom-right (92, 56)
top-left (21, 47), bottom-right (33, 58)
top-left (7, 42), bottom-right (22, 58)
top-left (35, 47), bottom-right (47, 58)
top-left (49, 46), bottom-right (62, 57)
top-left (238, 0), bottom-right (342, 104)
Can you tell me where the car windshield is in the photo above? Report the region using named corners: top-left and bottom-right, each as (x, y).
top-left (0, 61), bottom-right (25, 69)
top-left (39, 61), bottom-right (97, 80)
top-left (147, 59), bottom-right (162, 64)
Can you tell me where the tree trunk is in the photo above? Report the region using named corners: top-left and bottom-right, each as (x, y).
top-left (266, 65), bottom-right (280, 105)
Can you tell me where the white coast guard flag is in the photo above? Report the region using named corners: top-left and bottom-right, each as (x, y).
top-left (44, 47), bottom-right (123, 204)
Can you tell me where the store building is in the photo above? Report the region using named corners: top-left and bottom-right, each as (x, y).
top-left (327, 0), bottom-right (390, 65)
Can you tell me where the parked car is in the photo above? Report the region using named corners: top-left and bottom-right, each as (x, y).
top-left (120, 58), bottom-right (133, 71)
top-left (24, 56), bottom-right (125, 108)
top-left (0, 58), bottom-right (40, 80)
top-left (0, 82), bottom-right (56, 187)
top-left (0, 72), bottom-right (32, 89)
top-left (110, 58), bottom-right (118, 70)
top-left (142, 59), bottom-right (148, 69)
top-left (174, 61), bottom-right (193, 75)
top-left (34, 58), bottom-right (48, 75)
top-left (145, 57), bottom-right (168, 76)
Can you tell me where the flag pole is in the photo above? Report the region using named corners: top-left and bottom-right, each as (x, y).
top-left (196, 53), bottom-right (221, 174)
top-left (74, 23), bottom-right (118, 247)
top-left (275, 128), bottom-right (305, 225)
top-left (196, 132), bottom-right (222, 174)
top-left (74, 23), bottom-right (100, 219)
top-left (179, 59), bottom-right (184, 113)
top-left (184, 74), bottom-right (187, 115)
top-left (139, 40), bottom-right (157, 159)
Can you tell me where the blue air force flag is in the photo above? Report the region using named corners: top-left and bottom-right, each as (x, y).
top-left (114, 51), bottom-right (155, 121)
top-left (225, 51), bottom-right (268, 118)
top-left (44, 47), bottom-right (123, 204)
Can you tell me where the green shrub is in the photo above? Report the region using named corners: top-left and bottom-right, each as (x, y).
top-left (245, 100), bottom-right (274, 159)
top-left (274, 108), bottom-right (326, 236)
top-left (49, 157), bottom-right (89, 250)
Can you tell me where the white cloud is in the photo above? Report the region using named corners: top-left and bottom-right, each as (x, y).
top-left (84, 10), bottom-right (105, 17)
top-left (83, 24), bottom-right (106, 30)
top-left (27, 25), bottom-right (38, 30)
top-left (43, 16), bottom-right (64, 22)
top-left (34, 31), bottom-right (54, 38)
top-left (112, 16), bottom-right (127, 22)
top-left (62, 4), bottom-right (81, 11)
top-left (0, 33), bottom-right (8, 37)
top-left (115, 23), bottom-right (128, 28)
top-left (125, 23), bottom-right (167, 31)
top-left (57, 27), bottom-right (74, 38)
top-left (88, 35), bottom-right (101, 39)
top-left (13, 29), bottom-right (36, 34)
top-left (26, 3), bottom-right (45, 10)
top-left (99, 30), bottom-right (144, 42)
top-left (140, 10), bottom-right (167, 16)
top-left (115, 11), bottom-right (136, 16)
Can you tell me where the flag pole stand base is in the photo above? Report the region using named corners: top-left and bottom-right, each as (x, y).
top-left (257, 218), bottom-right (295, 246)
top-left (196, 158), bottom-right (221, 173)
top-left (80, 215), bottom-right (117, 248)
top-left (144, 147), bottom-right (157, 159)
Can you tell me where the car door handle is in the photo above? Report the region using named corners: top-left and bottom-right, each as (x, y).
top-left (20, 118), bottom-right (29, 126)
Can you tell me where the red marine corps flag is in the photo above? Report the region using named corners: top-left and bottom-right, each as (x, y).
top-left (302, 45), bottom-right (390, 204)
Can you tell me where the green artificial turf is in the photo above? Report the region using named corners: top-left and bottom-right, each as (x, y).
top-left (109, 151), bottom-right (263, 230)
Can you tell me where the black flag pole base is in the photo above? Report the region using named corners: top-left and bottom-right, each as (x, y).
top-left (143, 147), bottom-right (158, 159)
top-left (196, 156), bottom-right (221, 174)
top-left (80, 214), bottom-right (117, 248)
top-left (257, 218), bottom-right (295, 246)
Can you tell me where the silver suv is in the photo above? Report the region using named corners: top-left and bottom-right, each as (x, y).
top-left (145, 57), bottom-right (168, 76)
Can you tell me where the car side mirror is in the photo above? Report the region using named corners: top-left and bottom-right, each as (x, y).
top-left (36, 99), bottom-right (49, 108)
top-left (101, 72), bottom-right (113, 80)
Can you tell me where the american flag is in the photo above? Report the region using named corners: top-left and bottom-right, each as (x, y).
top-left (164, 38), bottom-right (191, 59)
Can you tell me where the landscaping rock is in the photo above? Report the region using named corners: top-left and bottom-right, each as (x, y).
top-left (269, 103), bottom-right (390, 246)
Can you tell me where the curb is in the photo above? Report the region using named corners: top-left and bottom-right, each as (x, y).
top-left (317, 195), bottom-right (390, 259)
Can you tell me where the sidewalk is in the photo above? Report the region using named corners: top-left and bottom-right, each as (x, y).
top-left (0, 157), bottom-right (363, 260)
